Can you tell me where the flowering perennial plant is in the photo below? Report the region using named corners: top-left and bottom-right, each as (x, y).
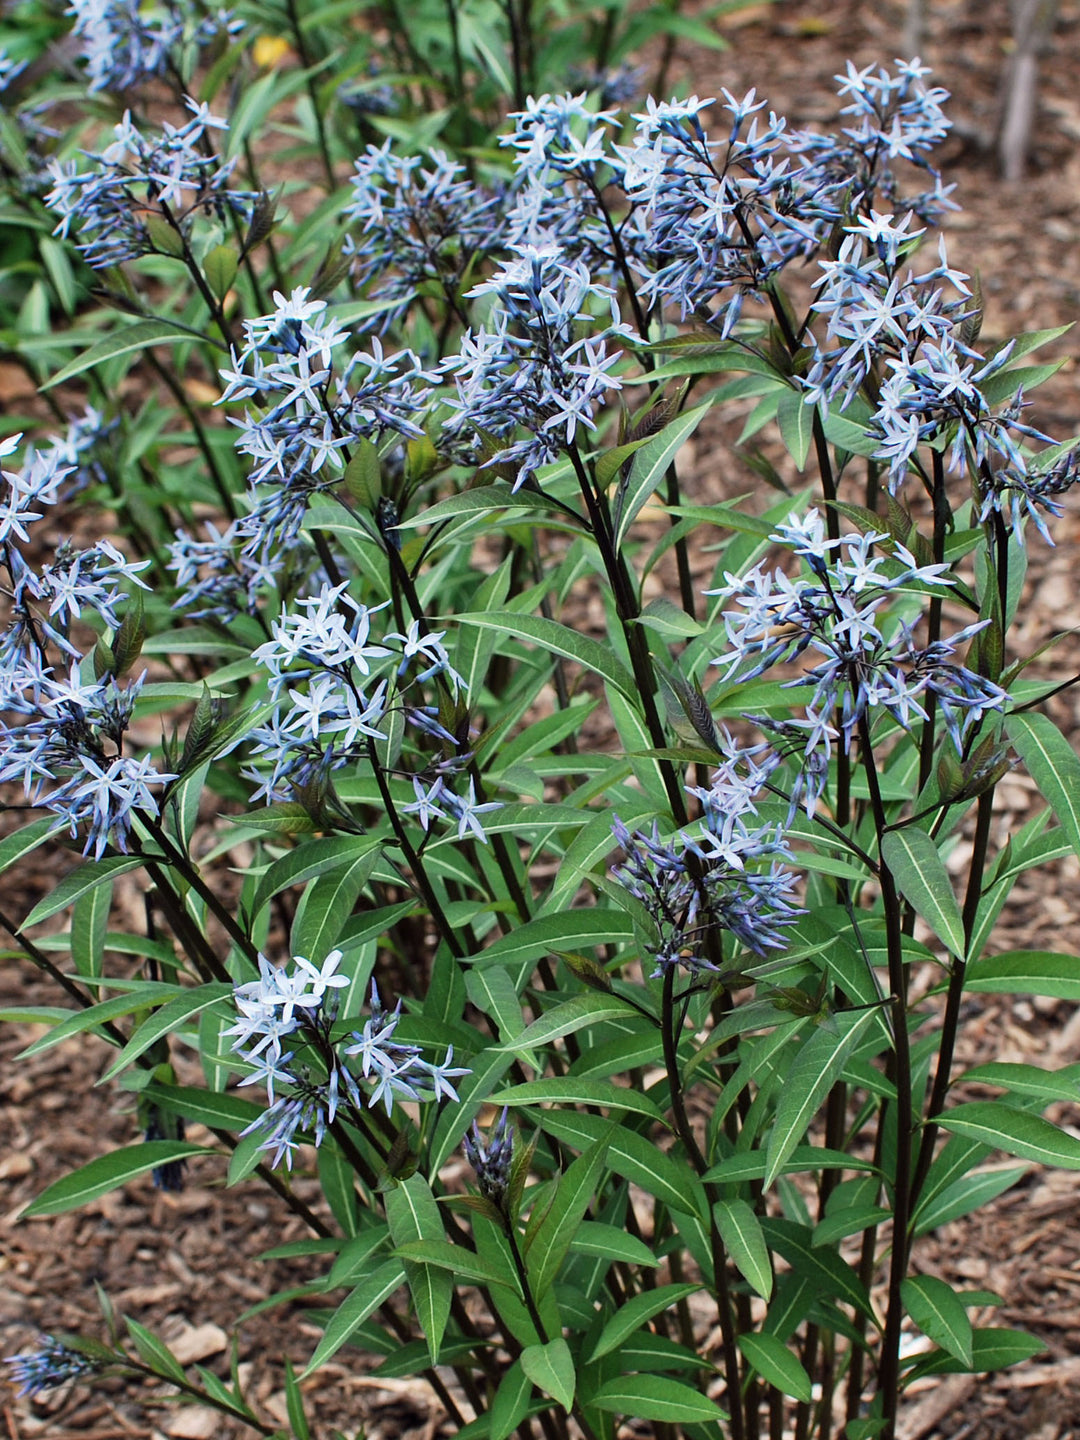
top-left (6, 15), bottom-right (1080, 1440)
top-left (227, 951), bottom-right (467, 1167)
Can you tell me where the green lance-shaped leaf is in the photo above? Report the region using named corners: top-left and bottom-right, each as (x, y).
top-left (493, 1076), bottom-right (666, 1123)
top-left (763, 1007), bottom-right (880, 1189)
top-left (18, 982), bottom-right (190, 1058)
top-left (538, 1112), bottom-right (705, 1217)
top-left (737, 1332), bottom-right (813, 1402)
top-left (588, 1283), bottom-right (699, 1363)
top-left (776, 386), bottom-right (815, 470)
top-left (140, 1082), bottom-right (262, 1134)
top-left (881, 827), bottom-right (966, 959)
top-left (0, 816), bottom-right (55, 876)
top-left (451, 612), bottom-right (638, 704)
top-left (913, 1164), bottom-right (1027, 1237)
top-left (590, 1375), bottom-right (727, 1425)
top-left (385, 1174), bottom-right (451, 1363)
top-left (290, 849), bottom-right (379, 964)
top-left (70, 881), bottom-right (111, 987)
top-left (491, 1359), bottom-right (533, 1440)
top-left (124, 1317), bottom-right (190, 1385)
top-left (474, 909), bottom-right (636, 969)
top-left (905, 1327), bottom-right (1044, 1380)
top-left (966, 949), bottom-right (1080, 1000)
top-left (496, 994), bottom-right (640, 1055)
top-left (302, 1259), bottom-right (407, 1375)
top-left (525, 1135), bottom-right (610, 1295)
top-left (1008, 712), bottom-right (1080, 864)
top-left (23, 857), bottom-right (144, 928)
top-left (760, 1219), bottom-right (874, 1320)
top-left (284, 1359), bottom-right (312, 1440)
top-left (394, 483), bottom-right (556, 529)
top-left (520, 1338), bottom-right (576, 1414)
top-left (252, 834), bottom-right (382, 919)
top-left (901, 1275), bottom-right (974, 1366)
top-left (936, 1101), bottom-right (1080, 1169)
top-left (612, 402), bottom-right (711, 547)
top-left (99, 983), bottom-right (232, 1081)
top-left (204, 243), bottom-right (240, 301)
top-left (42, 319), bottom-right (217, 390)
top-left (24, 1143), bottom-right (213, 1216)
top-left (713, 1198), bottom-right (773, 1300)
top-left (569, 1223), bottom-right (659, 1269)
top-left (392, 1239), bottom-right (519, 1292)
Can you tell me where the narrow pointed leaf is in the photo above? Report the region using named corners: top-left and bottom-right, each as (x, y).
top-left (23, 858), bottom-right (144, 928)
top-left (590, 1375), bottom-right (726, 1424)
top-left (302, 1260), bottom-right (406, 1375)
top-left (386, 1175), bottom-right (451, 1364)
top-left (24, 1143), bottom-right (213, 1216)
top-left (1008, 712), bottom-right (1080, 863)
top-left (451, 613), bottom-right (637, 703)
top-left (588, 1283), bottom-right (699, 1362)
top-left (881, 828), bottom-right (966, 958)
top-left (936, 1101), bottom-right (1080, 1169)
top-left (902, 1275), bottom-right (974, 1366)
top-left (764, 1008), bottom-right (879, 1189)
top-left (538, 1112), bottom-right (706, 1217)
top-left (99, 984), bottom-right (231, 1081)
top-left (0, 818), bottom-right (56, 876)
top-left (42, 319), bottom-right (213, 390)
top-left (493, 1077), bottom-right (665, 1122)
top-left (392, 1239), bottom-right (518, 1292)
top-left (520, 1338), bottom-right (575, 1413)
top-left (613, 403), bottom-right (710, 547)
top-left (491, 1359), bottom-right (533, 1440)
top-left (526, 1136), bottom-right (610, 1295)
top-left (967, 950), bottom-right (1080, 1000)
top-left (738, 1333), bottom-right (813, 1402)
top-left (497, 994), bottom-right (638, 1054)
top-left (714, 1198), bottom-right (773, 1300)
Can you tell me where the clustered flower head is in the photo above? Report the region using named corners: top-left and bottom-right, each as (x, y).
top-left (66, 0), bottom-right (241, 94)
top-left (441, 240), bottom-right (631, 487)
top-left (4, 1335), bottom-right (104, 1398)
top-left (45, 100), bottom-right (255, 269)
top-left (343, 143), bottom-right (506, 323)
top-left (711, 508), bottom-right (1007, 764)
top-left (227, 952), bottom-right (469, 1170)
top-left (613, 733), bottom-right (802, 977)
top-left (463, 1107), bottom-right (514, 1209)
top-left (170, 287), bottom-right (436, 606)
top-left (788, 58), bottom-right (955, 222)
top-left (0, 437), bottom-right (174, 859)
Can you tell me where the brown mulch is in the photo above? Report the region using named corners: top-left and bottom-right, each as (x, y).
top-left (6, 1), bottom-right (1080, 1437)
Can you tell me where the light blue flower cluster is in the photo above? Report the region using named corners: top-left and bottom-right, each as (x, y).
top-left (613, 736), bottom-right (801, 976)
top-left (4, 1334), bottom-right (102, 1398)
top-left (241, 578), bottom-right (498, 844)
top-left (801, 210), bottom-right (1080, 536)
top-left (711, 509), bottom-right (1007, 761)
top-left (441, 240), bottom-right (630, 487)
top-left (66, 0), bottom-right (240, 95)
top-left (788, 58), bottom-right (954, 222)
top-left (174, 286), bottom-right (435, 597)
top-left (0, 436), bottom-right (175, 859)
top-left (226, 951), bottom-right (469, 1169)
top-left (244, 582), bottom-right (392, 803)
top-left (343, 143), bottom-right (507, 324)
top-left (45, 100), bottom-right (255, 269)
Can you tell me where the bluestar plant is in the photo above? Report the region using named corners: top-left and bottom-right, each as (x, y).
top-left (6, 28), bottom-right (1080, 1440)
